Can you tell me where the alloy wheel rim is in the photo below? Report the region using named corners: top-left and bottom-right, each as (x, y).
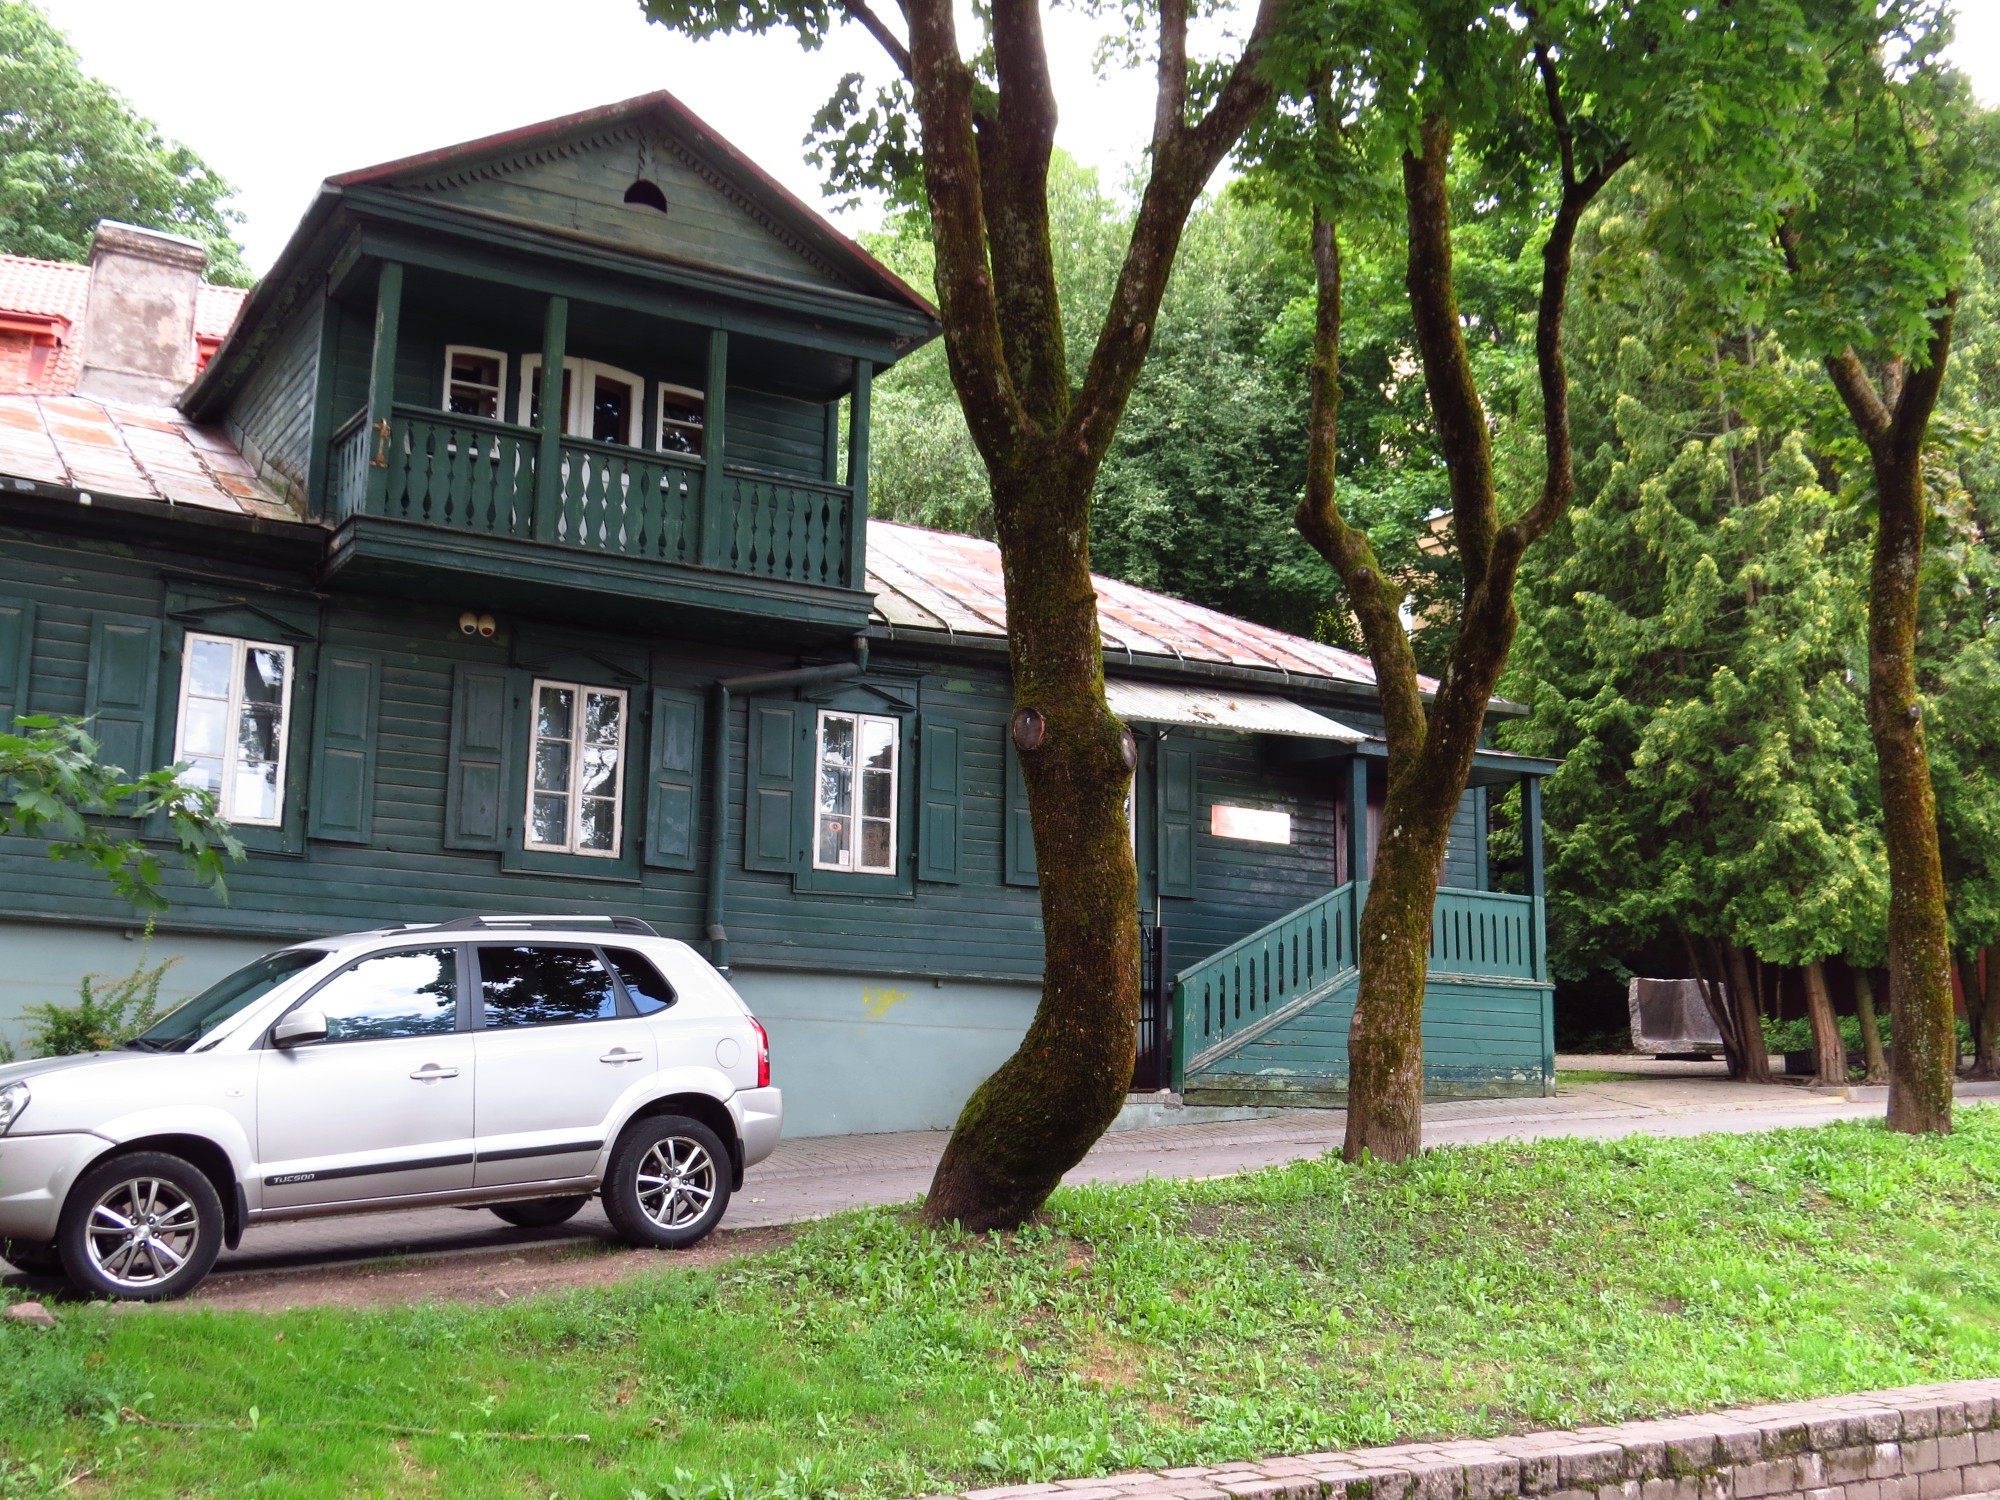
top-left (634, 1137), bottom-right (716, 1230)
top-left (84, 1177), bottom-right (200, 1290)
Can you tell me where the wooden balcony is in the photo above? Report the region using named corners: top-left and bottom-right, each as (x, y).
top-left (326, 407), bottom-right (871, 632)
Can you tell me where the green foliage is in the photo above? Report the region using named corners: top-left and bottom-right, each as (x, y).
top-left (20, 945), bottom-right (175, 1057)
top-left (9, 1118), bottom-right (2000, 1493)
top-left (1761, 1010), bottom-right (1971, 1060)
top-left (0, 715), bottom-right (243, 910)
top-left (0, 1), bottom-right (250, 283)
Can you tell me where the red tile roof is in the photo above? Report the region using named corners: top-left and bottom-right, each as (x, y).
top-left (867, 520), bottom-right (1397, 689)
top-left (0, 253), bottom-right (248, 396)
top-left (0, 395), bottom-right (290, 516)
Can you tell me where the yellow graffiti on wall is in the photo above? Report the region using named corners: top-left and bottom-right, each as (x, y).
top-left (862, 985), bottom-right (910, 1019)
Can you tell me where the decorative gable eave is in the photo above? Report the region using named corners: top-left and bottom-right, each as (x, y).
top-left (341, 189), bottom-right (937, 358)
top-left (328, 91), bottom-right (935, 323)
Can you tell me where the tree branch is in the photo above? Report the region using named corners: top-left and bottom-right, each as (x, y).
top-left (903, 0), bottom-right (1020, 460)
top-left (1063, 0), bottom-right (1288, 473)
top-left (1401, 115), bottom-right (1498, 593)
top-left (1824, 347), bottom-right (1895, 448)
top-left (1153, 0), bottom-right (1189, 155)
top-left (983, 0), bottom-right (1069, 427)
top-left (1534, 43), bottom-right (1576, 191)
top-left (1887, 294), bottom-right (1959, 464)
top-left (841, 0), bottom-right (913, 81)
top-left (1293, 210), bottom-right (1428, 756)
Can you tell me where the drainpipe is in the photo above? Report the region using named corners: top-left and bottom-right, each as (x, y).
top-left (705, 635), bottom-right (870, 973)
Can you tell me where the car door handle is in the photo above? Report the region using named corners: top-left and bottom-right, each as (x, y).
top-left (599, 1048), bottom-right (645, 1065)
top-left (409, 1064), bottom-right (460, 1082)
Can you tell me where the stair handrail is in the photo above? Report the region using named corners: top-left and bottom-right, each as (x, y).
top-left (1171, 879), bottom-right (1362, 1087)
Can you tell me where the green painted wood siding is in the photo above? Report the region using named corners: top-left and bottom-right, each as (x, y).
top-left (224, 301), bottom-right (323, 509)
top-left (725, 389), bottom-right (825, 475)
top-left (387, 122), bottom-right (850, 293)
top-left (0, 528), bottom-right (1504, 1000)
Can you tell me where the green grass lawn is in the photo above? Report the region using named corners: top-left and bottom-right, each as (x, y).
top-left (7, 1114), bottom-right (2000, 1499)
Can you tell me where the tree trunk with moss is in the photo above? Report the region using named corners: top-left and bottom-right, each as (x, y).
top-left (1816, 308), bottom-right (1960, 1135)
top-left (872, 0), bottom-right (1285, 1229)
top-left (1804, 960), bottom-right (1845, 1085)
top-left (1854, 968), bottom-right (1889, 1083)
top-left (1293, 85), bottom-right (1629, 1162)
top-left (1726, 942), bottom-right (1774, 1084)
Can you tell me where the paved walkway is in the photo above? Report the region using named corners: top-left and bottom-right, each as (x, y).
top-left (9, 1064), bottom-right (1989, 1285)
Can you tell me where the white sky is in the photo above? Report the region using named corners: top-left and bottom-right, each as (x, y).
top-left (35, 0), bottom-right (2000, 278)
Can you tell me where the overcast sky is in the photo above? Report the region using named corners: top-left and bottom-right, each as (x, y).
top-left (36, 0), bottom-right (2000, 277)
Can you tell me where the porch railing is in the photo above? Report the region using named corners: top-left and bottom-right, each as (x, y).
top-left (1174, 881), bottom-right (1359, 1080)
top-left (1172, 882), bottom-right (1547, 1085)
top-left (331, 407), bottom-right (853, 587)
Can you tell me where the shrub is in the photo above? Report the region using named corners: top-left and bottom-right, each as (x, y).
top-left (21, 951), bottom-right (177, 1057)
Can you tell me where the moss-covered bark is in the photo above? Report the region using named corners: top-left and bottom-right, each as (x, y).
top-left (1854, 969), bottom-right (1890, 1083)
top-left (889, 0), bottom-right (1287, 1229)
top-left (1725, 943), bottom-right (1774, 1084)
top-left (1294, 94), bottom-right (1626, 1162)
top-left (1804, 960), bottom-right (1845, 1086)
top-left (1819, 316), bottom-right (1959, 1135)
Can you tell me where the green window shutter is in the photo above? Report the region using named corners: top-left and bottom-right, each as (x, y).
top-left (916, 713), bottom-right (963, 884)
top-left (645, 688), bottom-right (703, 870)
top-left (1003, 733), bottom-right (1038, 888)
top-left (0, 596), bottom-right (35, 725)
top-left (1156, 741), bottom-right (1197, 899)
top-left (445, 666), bottom-right (509, 851)
top-left (309, 652), bottom-right (379, 842)
top-left (744, 697), bottom-right (804, 873)
top-left (85, 616), bottom-right (160, 776)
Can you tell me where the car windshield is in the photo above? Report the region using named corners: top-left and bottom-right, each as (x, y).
top-left (123, 950), bottom-right (330, 1053)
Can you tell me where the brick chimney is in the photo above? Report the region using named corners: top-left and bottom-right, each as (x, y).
top-left (73, 221), bottom-right (208, 406)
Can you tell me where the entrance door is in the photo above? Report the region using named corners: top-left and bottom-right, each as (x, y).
top-left (256, 945), bottom-right (474, 1210)
top-left (469, 943), bottom-right (657, 1188)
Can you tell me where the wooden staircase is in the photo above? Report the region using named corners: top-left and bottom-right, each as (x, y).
top-left (1171, 881), bottom-right (1554, 1106)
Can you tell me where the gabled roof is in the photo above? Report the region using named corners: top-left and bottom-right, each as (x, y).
top-left (0, 254), bottom-right (246, 396)
top-left (326, 92), bottom-right (935, 322)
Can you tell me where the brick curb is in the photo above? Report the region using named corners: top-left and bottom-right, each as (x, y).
top-left (923, 1379), bottom-right (2000, 1500)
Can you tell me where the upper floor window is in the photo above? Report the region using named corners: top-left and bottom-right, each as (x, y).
top-left (443, 346), bottom-right (506, 420)
top-left (526, 679), bottom-right (626, 858)
top-left (658, 384), bottom-right (705, 456)
top-left (814, 710), bottom-right (898, 874)
top-left (519, 356), bottom-right (643, 447)
top-left (173, 633), bottom-right (293, 827)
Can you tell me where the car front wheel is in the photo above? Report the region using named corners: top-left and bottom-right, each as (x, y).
top-left (57, 1151), bottom-right (223, 1302)
top-left (602, 1115), bottom-right (731, 1249)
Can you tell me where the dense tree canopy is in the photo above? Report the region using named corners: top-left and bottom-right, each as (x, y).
top-left (0, 0), bottom-right (250, 284)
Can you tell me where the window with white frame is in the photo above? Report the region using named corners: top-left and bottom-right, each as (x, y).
top-left (173, 634), bottom-right (293, 826)
top-left (813, 710), bottom-right (898, 874)
top-left (525, 680), bottom-right (627, 857)
top-left (518, 356), bottom-right (644, 446)
top-left (657, 383), bottom-right (705, 456)
top-left (443, 346), bottom-right (506, 420)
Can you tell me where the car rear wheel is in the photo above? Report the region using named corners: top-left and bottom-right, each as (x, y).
top-left (603, 1115), bottom-right (731, 1249)
top-left (489, 1195), bottom-right (589, 1229)
top-left (57, 1151), bottom-right (223, 1302)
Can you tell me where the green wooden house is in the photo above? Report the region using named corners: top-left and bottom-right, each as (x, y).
top-left (0, 95), bottom-right (1556, 1136)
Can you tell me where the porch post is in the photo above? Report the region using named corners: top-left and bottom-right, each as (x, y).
top-left (361, 261), bottom-right (403, 515)
top-left (1346, 754), bottom-right (1370, 885)
top-left (845, 360), bottom-right (873, 589)
top-left (699, 328), bottom-right (730, 568)
top-left (1522, 774), bottom-right (1547, 981)
top-left (533, 294), bottom-right (568, 543)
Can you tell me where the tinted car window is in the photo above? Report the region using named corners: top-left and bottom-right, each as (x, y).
top-left (605, 947), bottom-right (676, 1015)
top-left (308, 948), bottom-right (459, 1042)
top-left (479, 945), bottom-right (620, 1028)
top-left (128, 949), bottom-right (327, 1052)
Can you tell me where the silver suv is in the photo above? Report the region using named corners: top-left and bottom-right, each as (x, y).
top-left (0, 915), bottom-right (781, 1301)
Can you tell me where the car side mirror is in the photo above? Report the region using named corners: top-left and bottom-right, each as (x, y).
top-left (271, 1008), bottom-right (328, 1049)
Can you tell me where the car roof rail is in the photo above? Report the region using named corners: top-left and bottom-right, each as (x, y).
top-left (422, 914), bottom-right (662, 938)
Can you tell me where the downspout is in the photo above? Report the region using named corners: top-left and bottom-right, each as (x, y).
top-left (705, 635), bottom-right (870, 973)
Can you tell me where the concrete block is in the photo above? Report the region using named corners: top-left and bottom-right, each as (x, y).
top-left (1216, 1478), bottom-right (1314, 1500)
top-left (1561, 1447), bottom-right (1629, 1489)
top-left (1862, 1414), bottom-right (1908, 1445)
top-left (1411, 1468), bottom-right (1464, 1500)
top-left (1867, 1445), bottom-right (1906, 1481)
top-left (1936, 1405), bottom-right (1970, 1440)
top-left (1665, 1436), bottom-right (1723, 1476)
top-left (1916, 1470), bottom-right (1964, 1500)
top-left (1462, 1457), bottom-right (1521, 1500)
top-left (1803, 1486), bottom-right (1842, 1500)
top-left (1843, 1481), bottom-right (1884, 1500)
top-left (1938, 1437), bottom-right (1976, 1472)
top-left (1620, 1442), bottom-right (1670, 1481)
top-left (1898, 1408), bottom-right (1942, 1442)
top-left (1980, 1436), bottom-right (2000, 1467)
top-left (1517, 1452), bottom-right (1563, 1494)
top-left (1163, 1470), bottom-right (1218, 1481)
top-left (1827, 1446), bottom-right (1879, 1484)
top-left (1962, 1463), bottom-right (2000, 1491)
top-left (1760, 1421), bottom-right (1814, 1460)
top-left (1905, 1441), bottom-right (1941, 1475)
top-left (1734, 1459), bottom-right (1801, 1498)
top-left (1593, 1481), bottom-right (1641, 1500)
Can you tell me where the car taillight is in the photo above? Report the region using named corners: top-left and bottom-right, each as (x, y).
top-left (749, 1016), bottom-right (770, 1088)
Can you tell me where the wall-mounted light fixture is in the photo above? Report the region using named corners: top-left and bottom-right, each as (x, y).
top-left (458, 611), bottom-right (497, 638)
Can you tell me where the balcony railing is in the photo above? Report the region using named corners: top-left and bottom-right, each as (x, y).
top-left (329, 407), bottom-right (857, 589)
